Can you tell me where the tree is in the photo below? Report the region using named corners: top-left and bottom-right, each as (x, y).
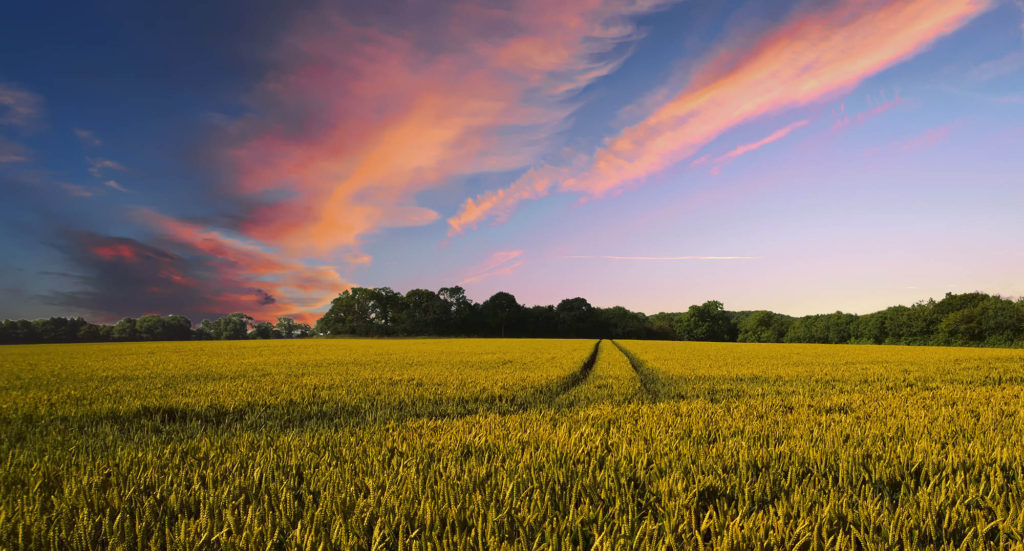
top-left (480, 292), bottom-right (521, 337)
top-left (369, 287), bottom-right (403, 334)
top-left (522, 305), bottom-right (558, 338)
top-left (31, 317), bottom-right (88, 343)
top-left (222, 313), bottom-right (254, 340)
top-left (199, 313), bottom-right (253, 340)
top-left (598, 306), bottom-right (649, 339)
top-left (136, 315), bottom-right (192, 341)
top-left (162, 315), bottom-right (193, 340)
top-left (937, 295), bottom-right (1023, 347)
top-left (77, 323), bottom-right (103, 342)
top-left (0, 319), bottom-right (38, 344)
top-left (556, 297), bottom-right (598, 338)
top-left (318, 288), bottom-right (380, 336)
top-left (294, 323), bottom-right (312, 337)
top-left (676, 301), bottom-right (736, 342)
top-left (737, 311), bottom-right (792, 343)
top-left (397, 289), bottom-right (447, 336)
top-left (647, 313), bottom-right (681, 340)
top-left (112, 317), bottom-right (139, 341)
top-left (275, 317), bottom-right (300, 338)
top-left (438, 286), bottom-right (475, 335)
top-left (136, 315), bottom-right (164, 340)
top-left (251, 321), bottom-right (279, 339)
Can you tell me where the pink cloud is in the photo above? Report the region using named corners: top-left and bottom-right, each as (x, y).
top-left (711, 119), bottom-right (809, 171)
top-left (0, 136), bottom-right (29, 163)
top-left (74, 128), bottom-right (102, 146)
top-left (87, 157), bottom-right (126, 177)
top-left (564, 255), bottom-right (757, 261)
top-left (220, 0), bottom-right (674, 255)
top-left (831, 94), bottom-right (905, 130)
top-left (61, 183), bottom-right (94, 198)
top-left (103, 180), bottom-right (131, 193)
top-left (0, 82), bottom-right (43, 127)
top-left (81, 1), bottom-right (676, 322)
top-left (91, 243), bottom-right (141, 262)
top-left (894, 125), bottom-right (951, 151)
top-left (134, 209), bottom-right (350, 323)
top-left (449, 0), bottom-right (991, 233)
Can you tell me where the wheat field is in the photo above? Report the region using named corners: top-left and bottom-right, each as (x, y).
top-left (2, 339), bottom-right (1024, 550)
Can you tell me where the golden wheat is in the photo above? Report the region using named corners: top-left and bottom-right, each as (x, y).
top-left (2, 339), bottom-right (1023, 549)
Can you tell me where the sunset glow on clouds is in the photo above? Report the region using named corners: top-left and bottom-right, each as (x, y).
top-left (2, 0), bottom-right (1023, 321)
top-left (448, 0), bottom-right (992, 231)
top-left (222, 0), bottom-right (675, 257)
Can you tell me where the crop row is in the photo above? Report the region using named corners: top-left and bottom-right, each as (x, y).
top-left (2, 339), bottom-right (1024, 549)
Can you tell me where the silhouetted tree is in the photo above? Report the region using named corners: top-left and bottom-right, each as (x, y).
top-left (737, 311), bottom-right (792, 343)
top-left (556, 297), bottom-right (597, 338)
top-left (200, 313), bottom-right (253, 340)
top-left (481, 292), bottom-right (521, 337)
top-left (136, 315), bottom-right (192, 341)
top-left (251, 321), bottom-right (278, 339)
top-left (647, 313), bottom-right (681, 340)
top-left (598, 306), bottom-right (649, 339)
top-left (398, 289), bottom-right (448, 336)
top-left (522, 305), bottom-right (558, 338)
top-left (275, 317), bottom-right (301, 338)
top-left (112, 318), bottom-right (139, 341)
top-left (4, 287), bottom-right (1024, 348)
top-left (676, 301), bottom-right (736, 342)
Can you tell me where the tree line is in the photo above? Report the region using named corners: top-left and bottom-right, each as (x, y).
top-left (0, 314), bottom-right (311, 344)
top-left (2, 287), bottom-right (1022, 347)
top-left (313, 287), bottom-right (1024, 347)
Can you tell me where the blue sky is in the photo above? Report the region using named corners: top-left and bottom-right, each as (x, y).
top-left (1, 0), bottom-right (1023, 323)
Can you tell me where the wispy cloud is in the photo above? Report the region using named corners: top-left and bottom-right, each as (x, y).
top-left (50, 231), bottom-right (337, 325)
top-left (74, 128), bottom-right (102, 146)
top-left (61, 183), bottom-right (94, 198)
top-left (449, 0), bottom-right (991, 234)
top-left (564, 255), bottom-right (757, 261)
top-left (831, 93), bottom-right (905, 130)
top-left (710, 119), bottom-right (809, 172)
top-left (132, 208), bottom-right (350, 323)
top-left (460, 250), bottom-right (525, 284)
top-left (0, 136), bottom-right (29, 163)
top-left (1017, 0), bottom-right (1024, 40)
top-left (894, 124), bottom-right (951, 151)
top-left (0, 82), bottom-right (43, 127)
top-left (103, 180), bottom-right (131, 193)
top-left (87, 157), bottom-right (126, 177)
top-left (218, 0), bottom-right (676, 257)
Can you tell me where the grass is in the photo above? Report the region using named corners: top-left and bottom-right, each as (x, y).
top-left (2, 339), bottom-right (1024, 549)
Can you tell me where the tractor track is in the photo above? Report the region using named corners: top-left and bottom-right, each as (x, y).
top-left (610, 340), bottom-right (663, 402)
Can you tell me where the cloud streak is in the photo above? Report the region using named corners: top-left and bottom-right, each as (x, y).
top-left (460, 250), bottom-right (525, 284)
top-left (74, 128), bottom-right (102, 146)
top-left (449, 0), bottom-right (991, 233)
top-left (831, 94), bottom-right (905, 130)
top-left (0, 136), bottom-right (29, 163)
top-left (564, 255), bottom-right (757, 261)
top-left (37, 1), bottom-right (682, 323)
top-left (87, 157), bottom-right (126, 177)
top-left (61, 183), bottom-right (94, 198)
top-left (711, 119), bottom-right (809, 170)
top-left (219, 0), bottom-right (675, 258)
top-left (126, 208), bottom-right (352, 321)
top-left (894, 125), bottom-right (951, 151)
top-left (103, 180), bottom-right (131, 193)
top-left (0, 82), bottom-right (43, 127)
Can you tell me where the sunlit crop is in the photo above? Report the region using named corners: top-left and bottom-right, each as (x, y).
top-left (2, 339), bottom-right (1023, 549)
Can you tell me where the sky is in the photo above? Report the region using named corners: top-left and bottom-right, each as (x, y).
top-left (1, 0), bottom-right (1023, 324)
